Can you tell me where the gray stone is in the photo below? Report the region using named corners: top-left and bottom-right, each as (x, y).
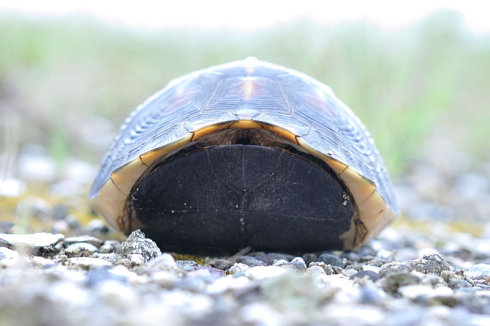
top-left (421, 274), bottom-right (445, 286)
top-left (382, 272), bottom-right (421, 293)
top-left (176, 260), bottom-right (199, 271)
top-left (342, 268), bottom-right (359, 277)
top-left (228, 263), bottom-right (250, 275)
top-left (379, 261), bottom-right (412, 277)
top-left (142, 253), bottom-right (179, 272)
top-left (247, 252), bottom-right (294, 265)
top-left (350, 270), bottom-right (380, 282)
top-left (236, 255), bottom-right (266, 267)
top-left (409, 254), bottom-right (452, 275)
top-left (63, 235), bottom-right (102, 248)
top-left (309, 262), bottom-right (335, 275)
top-left (277, 262), bottom-right (306, 273)
top-left (291, 257), bottom-right (307, 268)
top-left (448, 279), bottom-right (473, 289)
top-left (211, 258), bottom-right (234, 270)
top-left (64, 243), bottom-right (98, 257)
top-left (116, 230), bottom-right (161, 263)
top-left (317, 253), bottom-right (345, 268)
top-left (99, 240), bottom-right (121, 253)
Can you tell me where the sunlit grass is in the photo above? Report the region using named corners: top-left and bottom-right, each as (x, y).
top-left (1, 11), bottom-right (489, 175)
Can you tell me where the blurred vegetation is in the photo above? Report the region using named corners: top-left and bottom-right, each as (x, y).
top-left (1, 11), bottom-right (489, 176)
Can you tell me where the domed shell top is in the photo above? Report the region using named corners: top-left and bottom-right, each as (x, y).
top-left (90, 58), bottom-right (398, 249)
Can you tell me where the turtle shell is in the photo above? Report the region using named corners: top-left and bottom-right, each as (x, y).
top-left (90, 57), bottom-right (397, 252)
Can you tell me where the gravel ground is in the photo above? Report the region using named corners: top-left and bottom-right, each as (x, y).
top-left (0, 137), bottom-right (489, 326)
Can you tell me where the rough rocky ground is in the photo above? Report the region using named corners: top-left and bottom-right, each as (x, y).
top-left (0, 137), bottom-right (489, 326)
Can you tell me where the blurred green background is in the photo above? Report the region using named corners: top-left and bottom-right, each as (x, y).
top-left (1, 10), bottom-right (489, 177)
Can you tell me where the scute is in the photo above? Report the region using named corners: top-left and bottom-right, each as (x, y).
top-left (90, 58), bottom-right (398, 249)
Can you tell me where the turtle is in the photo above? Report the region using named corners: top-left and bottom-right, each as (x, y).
top-left (90, 57), bottom-right (398, 254)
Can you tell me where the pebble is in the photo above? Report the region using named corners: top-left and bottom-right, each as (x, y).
top-left (64, 243), bottom-right (99, 257)
top-left (228, 263), bottom-right (250, 275)
top-left (67, 257), bottom-right (112, 270)
top-left (0, 226), bottom-right (488, 325)
top-left (317, 253), bottom-right (345, 268)
top-left (245, 266), bottom-right (287, 280)
top-left (64, 235), bottom-right (103, 248)
top-left (350, 270), bottom-right (380, 282)
top-left (210, 258), bottom-right (233, 270)
top-left (236, 255), bottom-right (266, 267)
top-left (142, 253), bottom-right (179, 272)
top-left (116, 230), bottom-right (161, 263)
top-left (381, 272), bottom-right (422, 293)
top-left (0, 232), bottom-right (64, 253)
top-left (99, 240), bottom-right (121, 253)
top-left (2, 137), bottom-right (489, 324)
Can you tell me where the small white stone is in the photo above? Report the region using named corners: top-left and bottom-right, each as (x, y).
top-left (362, 265), bottom-right (380, 273)
top-left (291, 257), bottom-right (307, 268)
top-left (206, 276), bottom-right (250, 295)
top-left (150, 253), bottom-right (178, 269)
top-left (65, 243), bottom-right (98, 256)
top-left (64, 235), bottom-right (102, 247)
top-left (228, 263), bottom-right (250, 275)
top-left (342, 269), bottom-right (358, 277)
top-left (67, 257), bottom-right (112, 269)
top-left (305, 265), bottom-right (326, 277)
top-left (272, 259), bottom-right (289, 266)
top-left (0, 232), bottom-right (64, 248)
top-left (245, 266), bottom-right (287, 280)
top-left (128, 254), bottom-right (145, 265)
